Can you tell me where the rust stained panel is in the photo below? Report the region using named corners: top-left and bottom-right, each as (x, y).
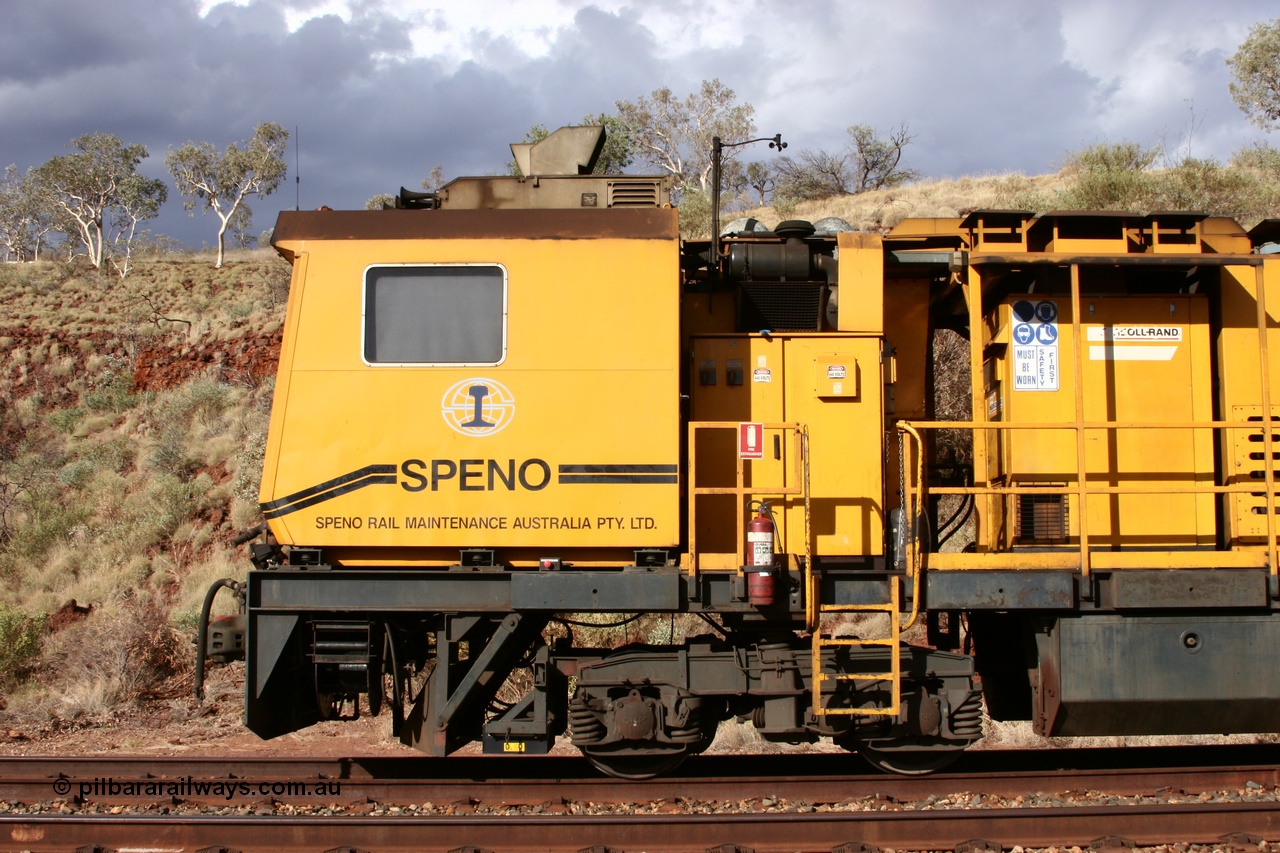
top-left (272, 208), bottom-right (678, 244)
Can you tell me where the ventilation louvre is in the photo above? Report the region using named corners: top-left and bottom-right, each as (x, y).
top-left (740, 283), bottom-right (825, 332)
top-left (1016, 492), bottom-right (1069, 543)
top-left (1245, 414), bottom-right (1280, 515)
top-left (607, 180), bottom-right (661, 207)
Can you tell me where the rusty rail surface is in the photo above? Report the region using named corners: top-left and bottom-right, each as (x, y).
top-left (1, 747), bottom-right (1278, 851)
top-left (3, 802), bottom-right (1279, 852)
top-left (3, 747), bottom-right (1280, 806)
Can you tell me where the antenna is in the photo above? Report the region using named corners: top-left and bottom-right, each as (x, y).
top-left (295, 125), bottom-right (300, 210)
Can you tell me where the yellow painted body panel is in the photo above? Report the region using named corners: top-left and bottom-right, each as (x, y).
top-left (834, 232), bottom-right (883, 333)
top-left (1218, 259), bottom-right (1280, 542)
top-left (262, 225), bottom-right (681, 554)
top-left (688, 334), bottom-right (883, 565)
top-left (784, 337), bottom-right (885, 557)
top-left (988, 295), bottom-right (1215, 548)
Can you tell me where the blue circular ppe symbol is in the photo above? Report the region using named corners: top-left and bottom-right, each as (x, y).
top-left (1035, 301), bottom-right (1058, 323)
top-left (1035, 323), bottom-right (1058, 344)
top-left (1014, 323), bottom-right (1034, 345)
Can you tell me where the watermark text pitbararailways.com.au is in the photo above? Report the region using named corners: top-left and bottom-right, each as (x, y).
top-left (53, 777), bottom-right (342, 801)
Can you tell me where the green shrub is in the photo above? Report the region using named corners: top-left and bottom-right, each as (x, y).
top-left (186, 377), bottom-right (231, 423)
top-left (6, 493), bottom-right (90, 563)
top-left (78, 435), bottom-right (135, 474)
top-left (126, 473), bottom-right (206, 548)
top-left (1147, 158), bottom-right (1271, 226)
top-left (147, 423), bottom-right (191, 473)
top-left (84, 358), bottom-right (136, 413)
top-left (57, 459), bottom-right (96, 488)
top-left (47, 407), bottom-right (86, 434)
top-left (1047, 140), bottom-right (1280, 226)
top-left (233, 425), bottom-right (268, 506)
top-left (1054, 141), bottom-right (1159, 212)
top-left (0, 603), bottom-right (46, 686)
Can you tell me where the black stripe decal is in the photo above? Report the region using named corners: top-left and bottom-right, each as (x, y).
top-left (262, 464), bottom-right (398, 511)
top-left (560, 474), bottom-right (679, 484)
top-left (558, 464), bottom-right (679, 485)
top-left (261, 464), bottom-right (398, 519)
top-left (558, 464), bottom-right (679, 474)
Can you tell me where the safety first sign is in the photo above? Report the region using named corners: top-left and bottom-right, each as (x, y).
top-left (1012, 300), bottom-right (1059, 392)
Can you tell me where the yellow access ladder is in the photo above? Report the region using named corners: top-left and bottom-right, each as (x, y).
top-left (809, 578), bottom-right (902, 718)
top-left (810, 423), bottom-right (926, 719)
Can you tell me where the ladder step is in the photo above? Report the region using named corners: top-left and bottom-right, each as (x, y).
top-left (815, 637), bottom-right (896, 647)
top-left (822, 707), bottom-right (897, 716)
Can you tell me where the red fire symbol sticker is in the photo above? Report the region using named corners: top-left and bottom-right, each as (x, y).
top-left (739, 422), bottom-right (764, 460)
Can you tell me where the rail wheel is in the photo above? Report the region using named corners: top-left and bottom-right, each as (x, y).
top-left (581, 744), bottom-right (691, 779)
top-left (847, 738), bottom-right (967, 775)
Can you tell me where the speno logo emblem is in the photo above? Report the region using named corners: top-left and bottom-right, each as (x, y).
top-left (442, 378), bottom-right (515, 437)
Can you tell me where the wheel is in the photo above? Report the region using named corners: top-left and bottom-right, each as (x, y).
top-left (853, 740), bottom-right (967, 776)
top-left (581, 745), bottom-right (690, 779)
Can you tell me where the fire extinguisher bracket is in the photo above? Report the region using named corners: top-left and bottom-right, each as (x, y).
top-left (745, 501), bottom-right (780, 605)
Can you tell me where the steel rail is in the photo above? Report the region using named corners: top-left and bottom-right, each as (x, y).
top-left (2, 801), bottom-right (1278, 853)
top-left (2, 749), bottom-right (1279, 807)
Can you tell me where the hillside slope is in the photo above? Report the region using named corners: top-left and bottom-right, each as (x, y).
top-left (0, 251), bottom-right (287, 723)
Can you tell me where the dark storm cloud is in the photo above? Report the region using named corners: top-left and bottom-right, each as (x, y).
top-left (0, 0), bottom-right (195, 85)
top-left (0, 0), bottom-right (541, 245)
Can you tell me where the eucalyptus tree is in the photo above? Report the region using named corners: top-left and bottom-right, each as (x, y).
top-left (33, 133), bottom-right (165, 271)
top-left (167, 122), bottom-right (289, 267)
top-left (1229, 17), bottom-right (1280, 130)
top-left (615, 79), bottom-right (755, 198)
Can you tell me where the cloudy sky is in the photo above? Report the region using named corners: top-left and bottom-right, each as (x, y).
top-left (2, 0), bottom-right (1276, 247)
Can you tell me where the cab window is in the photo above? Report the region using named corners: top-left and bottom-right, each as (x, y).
top-left (362, 264), bottom-right (506, 365)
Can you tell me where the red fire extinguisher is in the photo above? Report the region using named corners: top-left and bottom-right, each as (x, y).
top-left (746, 501), bottom-right (777, 605)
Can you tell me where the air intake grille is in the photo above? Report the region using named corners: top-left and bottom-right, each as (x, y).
top-left (740, 283), bottom-right (825, 332)
top-left (1246, 414), bottom-right (1280, 515)
top-left (1016, 492), bottom-right (1068, 543)
top-left (608, 181), bottom-right (660, 207)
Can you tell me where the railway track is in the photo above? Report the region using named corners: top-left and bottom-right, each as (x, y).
top-left (0, 746), bottom-right (1277, 851)
top-left (3, 746), bottom-right (1279, 805)
top-left (3, 804), bottom-right (1278, 853)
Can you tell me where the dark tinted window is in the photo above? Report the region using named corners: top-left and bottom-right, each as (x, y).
top-left (363, 265), bottom-right (506, 364)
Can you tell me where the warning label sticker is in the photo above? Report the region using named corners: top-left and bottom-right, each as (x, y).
top-left (1011, 300), bottom-right (1059, 391)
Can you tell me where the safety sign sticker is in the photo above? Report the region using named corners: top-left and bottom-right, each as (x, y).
top-left (739, 422), bottom-right (764, 460)
top-left (1012, 300), bottom-right (1059, 391)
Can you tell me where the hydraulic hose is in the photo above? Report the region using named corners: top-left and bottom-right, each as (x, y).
top-left (195, 578), bottom-right (242, 702)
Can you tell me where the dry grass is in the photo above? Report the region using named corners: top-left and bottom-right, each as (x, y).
top-left (977, 718), bottom-right (1280, 751)
top-left (727, 172), bottom-right (1068, 234)
top-left (8, 596), bottom-right (187, 722)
